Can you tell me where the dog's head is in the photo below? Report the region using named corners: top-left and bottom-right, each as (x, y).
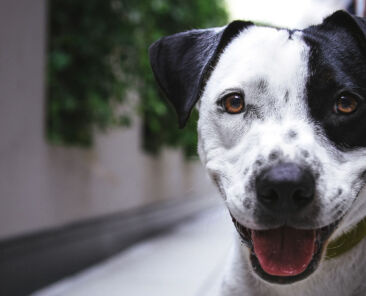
top-left (149, 10), bottom-right (366, 284)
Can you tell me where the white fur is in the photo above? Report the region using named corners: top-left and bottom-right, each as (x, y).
top-left (196, 26), bottom-right (366, 295)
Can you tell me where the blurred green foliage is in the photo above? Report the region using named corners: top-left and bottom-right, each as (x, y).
top-left (47, 0), bottom-right (228, 156)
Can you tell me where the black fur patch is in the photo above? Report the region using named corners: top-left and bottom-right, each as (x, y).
top-left (303, 11), bottom-right (366, 149)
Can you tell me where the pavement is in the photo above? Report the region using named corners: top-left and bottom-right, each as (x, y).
top-left (32, 205), bottom-right (234, 296)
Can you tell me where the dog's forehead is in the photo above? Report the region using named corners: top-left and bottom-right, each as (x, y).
top-left (203, 26), bottom-right (309, 102)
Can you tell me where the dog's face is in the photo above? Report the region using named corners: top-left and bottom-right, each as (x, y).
top-left (149, 11), bottom-right (366, 284)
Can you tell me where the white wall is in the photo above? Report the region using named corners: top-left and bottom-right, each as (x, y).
top-left (0, 0), bottom-right (217, 239)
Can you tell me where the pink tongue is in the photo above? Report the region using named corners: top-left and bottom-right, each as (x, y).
top-left (252, 227), bottom-right (316, 276)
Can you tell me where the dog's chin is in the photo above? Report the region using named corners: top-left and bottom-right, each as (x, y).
top-left (232, 217), bottom-right (340, 284)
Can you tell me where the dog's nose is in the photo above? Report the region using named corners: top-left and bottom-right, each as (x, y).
top-left (256, 163), bottom-right (315, 215)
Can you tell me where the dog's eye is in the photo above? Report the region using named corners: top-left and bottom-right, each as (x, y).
top-left (334, 94), bottom-right (358, 115)
top-left (222, 93), bottom-right (245, 114)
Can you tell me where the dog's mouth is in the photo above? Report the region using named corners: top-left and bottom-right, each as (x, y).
top-left (232, 217), bottom-right (340, 284)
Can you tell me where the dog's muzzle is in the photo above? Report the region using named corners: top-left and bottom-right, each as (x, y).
top-left (250, 163), bottom-right (317, 278)
top-left (231, 162), bottom-right (341, 284)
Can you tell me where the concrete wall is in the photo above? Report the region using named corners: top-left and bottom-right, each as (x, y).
top-left (0, 0), bottom-right (216, 239)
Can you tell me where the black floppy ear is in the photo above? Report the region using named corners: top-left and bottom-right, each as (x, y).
top-left (149, 21), bottom-right (253, 128)
top-left (322, 10), bottom-right (366, 48)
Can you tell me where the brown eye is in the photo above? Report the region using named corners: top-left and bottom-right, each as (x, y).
top-left (334, 94), bottom-right (358, 114)
top-left (223, 93), bottom-right (245, 114)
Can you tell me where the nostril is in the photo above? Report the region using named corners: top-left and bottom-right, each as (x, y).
top-left (292, 188), bottom-right (314, 208)
top-left (259, 189), bottom-right (279, 206)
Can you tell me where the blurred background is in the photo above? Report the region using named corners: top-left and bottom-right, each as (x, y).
top-left (0, 0), bottom-right (359, 295)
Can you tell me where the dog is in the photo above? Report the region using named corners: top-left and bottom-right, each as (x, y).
top-left (149, 10), bottom-right (366, 296)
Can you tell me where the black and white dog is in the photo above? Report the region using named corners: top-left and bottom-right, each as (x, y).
top-left (149, 10), bottom-right (366, 296)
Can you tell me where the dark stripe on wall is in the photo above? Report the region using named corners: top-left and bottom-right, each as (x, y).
top-left (0, 197), bottom-right (217, 296)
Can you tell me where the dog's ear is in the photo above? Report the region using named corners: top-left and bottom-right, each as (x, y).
top-left (149, 21), bottom-right (253, 128)
top-left (321, 10), bottom-right (366, 49)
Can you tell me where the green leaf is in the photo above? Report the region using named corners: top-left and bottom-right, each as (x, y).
top-left (46, 0), bottom-right (228, 158)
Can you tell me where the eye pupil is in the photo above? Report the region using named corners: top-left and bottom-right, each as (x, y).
top-left (339, 97), bottom-right (351, 108)
top-left (230, 96), bottom-right (241, 107)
